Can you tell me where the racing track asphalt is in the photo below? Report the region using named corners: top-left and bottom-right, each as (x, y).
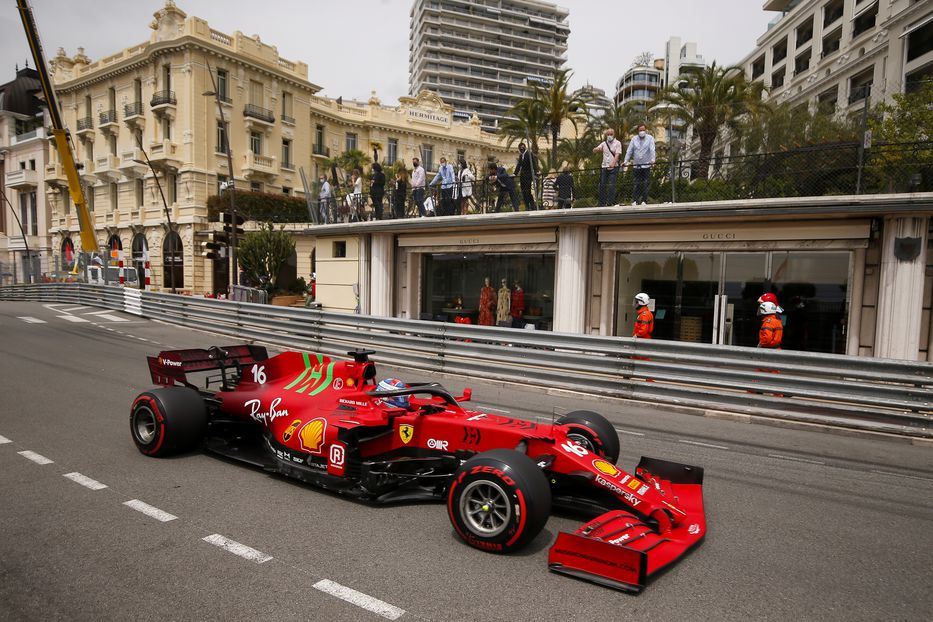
top-left (0, 301), bottom-right (931, 622)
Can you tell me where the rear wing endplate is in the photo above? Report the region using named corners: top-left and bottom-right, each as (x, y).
top-left (147, 345), bottom-right (268, 388)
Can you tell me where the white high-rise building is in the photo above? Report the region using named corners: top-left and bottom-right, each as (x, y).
top-left (409, 0), bottom-right (570, 132)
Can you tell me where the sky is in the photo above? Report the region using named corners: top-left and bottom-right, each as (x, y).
top-left (1, 0), bottom-right (775, 102)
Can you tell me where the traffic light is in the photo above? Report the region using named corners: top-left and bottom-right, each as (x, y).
top-left (201, 240), bottom-right (226, 261)
top-left (222, 212), bottom-right (245, 237)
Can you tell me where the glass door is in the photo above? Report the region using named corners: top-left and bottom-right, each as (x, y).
top-left (680, 253), bottom-right (721, 343)
top-left (717, 253), bottom-right (768, 346)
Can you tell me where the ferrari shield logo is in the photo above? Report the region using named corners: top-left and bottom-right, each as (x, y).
top-left (399, 424), bottom-right (414, 445)
top-left (283, 419), bottom-right (302, 442)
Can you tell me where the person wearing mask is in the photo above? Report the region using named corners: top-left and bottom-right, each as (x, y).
top-left (555, 167), bottom-right (574, 209)
top-left (623, 124), bottom-right (656, 205)
top-left (350, 168), bottom-right (364, 221)
top-left (318, 175), bottom-right (333, 224)
top-left (411, 157), bottom-right (426, 217)
top-left (632, 292), bottom-right (654, 339)
top-left (457, 159), bottom-right (475, 215)
top-left (487, 162), bottom-right (519, 212)
top-left (429, 156), bottom-right (456, 216)
top-left (514, 142), bottom-right (537, 211)
top-left (370, 163), bottom-right (386, 221)
top-left (593, 128), bottom-right (623, 207)
top-left (757, 301), bottom-right (783, 349)
top-left (393, 167), bottom-right (408, 219)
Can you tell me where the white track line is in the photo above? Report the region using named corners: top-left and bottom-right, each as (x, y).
top-left (18, 450), bottom-right (54, 464)
top-left (59, 315), bottom-right (90, 323)
top-left (614, 427), bottom-right (646, 436)
top-left (63, 472), bottom-right (108, 490)
top-left (202, 534), bottom-right (272, 564)
top-left (871, 469), bottom-right (933, 483)
top-left (0, 434), bottom-right (11, 444)
top-left (124, 499), bottom-right (177, 522)
top-left (18, 316), bottom-right (46, 324)
top-left (678, 439), bottom-right (729, 450)
top-left (95, 314), bottom-right (130, 322)
top-left (313, 579), bottom-right (406, 620)
top-left (768, 454), bottom-right (825, 465)
top-left (60, 306), bottom-right (90, 312)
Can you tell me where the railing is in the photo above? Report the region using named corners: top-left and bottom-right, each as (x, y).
top-left (312, 144), bottom-right (329, 156)
top-left (1, 283), bottom-right (930, 439)
top-left (124, 102), bottom-right (143, 118)
top-left (281, 114), bottom-right (295, 124)
top-left (76, 116), bottom-right (94, 131)
top-left (244, 104), bottom-right (275, 123)
top-left (150, 90), bottom-right (177, 107)
top-left (99, 109), bottom-right (118, 125)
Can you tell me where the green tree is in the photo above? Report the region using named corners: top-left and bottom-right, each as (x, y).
top-left (557, 125), bottom-right (600, 170)
top-left (870, 81), bottom-right (933, 143)
top-left (324, 148), bottom-right (372, 188)
top-left (537, 69), bottom-right (589, 170)
top-left (656, 62), bottom-right (766, 179)
top-left (594, 101), bottom-right (646, 146)
top-left (237, 222), bottom-right (296, 292)
top-left (500, 97), bottom-right (547, 155)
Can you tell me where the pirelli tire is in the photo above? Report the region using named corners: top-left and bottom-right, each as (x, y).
top-left (447, 449), bottom-right (551, 554)
top-left (130, 387), bottom-right (207, 457)
top-left (556, 410), bottom-right (620, 463)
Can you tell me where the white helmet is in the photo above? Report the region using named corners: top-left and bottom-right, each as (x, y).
top-left (633, 292), bottom-right (650, 307)
top-left (758, 301), bottom-right (779, 316)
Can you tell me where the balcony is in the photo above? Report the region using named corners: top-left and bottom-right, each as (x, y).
top-left (280, 160), bottom-right (295, 172)
top-left (312, 144), bottom-right (330, 157)
top-left (5, 168), bottom-right (39, 189)
top-left (76, 116), bottom-right (94, 138)
top-left (244, 104), bottom-right (275, 129)
top-left (118, 149), bottom-right (148, 178)
top-left (150, 90), bottom-right (177, 116)
top-left (281, 114), bottom-right (295, 125)
top-left (45, 163), bottom-right (67, 187)
top-left (124, 102), bottom-right (144, 119)
top-left (99, 109), bottom-right (118, 130)
top-left (147, 140), bottom-right (182, 170)
top-left (94, 154), bottom-right (122, 181)
top-left (242, 151), bottom-right (276, 178)
top-left (76, 159), bottom-right (96, 183)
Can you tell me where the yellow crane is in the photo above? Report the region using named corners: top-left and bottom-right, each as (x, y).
top-left (15, 0), bottom-right (97, 266)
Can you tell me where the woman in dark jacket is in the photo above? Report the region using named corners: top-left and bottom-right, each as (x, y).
top-left (370, 163), bottom-right (386, 220)
top-left (393, 167), bottom-right (408, 219)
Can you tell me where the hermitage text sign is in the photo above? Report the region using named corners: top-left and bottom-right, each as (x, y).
top-left (408, 109), bottom-right (450, 126)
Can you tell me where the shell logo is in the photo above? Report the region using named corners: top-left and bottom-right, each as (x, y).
top-left (282, 419), bottom-right (302, 442)
top-left (592, 459), bottom-right (620, 478)
top-left (299, 418), bottom-right (327, 454)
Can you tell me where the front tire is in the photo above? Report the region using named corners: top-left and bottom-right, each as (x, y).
top-left (557, 410), bottom-right (620, 463)
top-left (447, 449), bottom-right (551, 553)
top-left (130, 387), bottom-right (206, 457)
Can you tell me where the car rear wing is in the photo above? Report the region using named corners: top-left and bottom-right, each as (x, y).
top-left (147, 345), bottom-right (268, 389)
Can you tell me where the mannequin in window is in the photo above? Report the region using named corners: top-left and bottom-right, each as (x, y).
top-left (510, 281), bottom-right (526, 327)
top-left (479, 276), bottom-right (496, 326)
top-left (496, 279), bottom-right (511, 326)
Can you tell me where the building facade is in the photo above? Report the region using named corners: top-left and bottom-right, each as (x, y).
top-left (408, 0), bottom-right (570, 132)
top-left (740, 0), bottom-right (933, 112)
top-left (614, 62), bottom-right (664, 110)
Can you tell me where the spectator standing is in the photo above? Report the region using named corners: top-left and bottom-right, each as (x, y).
top-left (487, 162), bottom-right (519, 212)
top-left (632, 292), bottom-right (654, 339)
top-left (623, 124), bottom-right (656, 205)
top-left (514, 142), bottom-right (537, 211)
top-left (318, 175), bottom-right (333, 224)
top-left (429, 157), bottom-right (456, 216)
top-left (350, 168), bottom-right (364, 221)
top-left (393, 167), bottom-right (408, 219)
top-left (411, 157), bottom-right (426, 217)
top-left (555, 167), bottom-right (574, 209)
top-left (593, 129), bottom-right (623, 206)
top-left (457, 159), bottom-right (475, 215)
top-left (370, 163), bottom-right (386, 220)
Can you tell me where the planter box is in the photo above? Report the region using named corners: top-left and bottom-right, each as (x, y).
top-left (270, 295), bottom-right (302, 306)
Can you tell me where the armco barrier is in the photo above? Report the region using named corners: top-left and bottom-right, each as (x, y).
top-left (2, 283), bottom-right (931, 439)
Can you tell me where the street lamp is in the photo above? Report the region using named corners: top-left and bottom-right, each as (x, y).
top-left (203, 61), bottom-right (238, 289)
top-left (132, 134), bottom-right (176, 293)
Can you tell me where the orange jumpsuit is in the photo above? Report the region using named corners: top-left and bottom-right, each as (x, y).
top-left (758, 314), bottom-right (783, 349)
top-left (633, 307), bottom-right (654, 339)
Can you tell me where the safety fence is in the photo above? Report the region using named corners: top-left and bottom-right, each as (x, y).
top-left (2, 283), bottom-right (930, 439)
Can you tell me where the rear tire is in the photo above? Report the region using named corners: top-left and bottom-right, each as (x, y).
top-left (447, 449), bottom-right (550, 553)
top-left (130, 387), bottom-right (207, 457)
top-left (557, 410), bottom-right (620, 463)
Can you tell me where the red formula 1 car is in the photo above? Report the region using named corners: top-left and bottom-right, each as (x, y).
top-left (130, 345), bottom-right (706, 592)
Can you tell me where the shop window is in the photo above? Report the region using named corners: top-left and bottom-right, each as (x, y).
top-left (333, 240), bottom-right (347, 258)
top-left (162, 230), bottom-right (184, 289)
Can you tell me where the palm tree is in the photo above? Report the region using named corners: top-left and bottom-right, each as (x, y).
top-left (655, 62), bottom-right (766, 179)
top-left (596, 100), bottom-right (646, 146)
top-left (500, 98), bottom-right (547, 153)
top-left (557, 125), bottom-right (599, 170)
top-left (537, 69), bottom-right (589, 171)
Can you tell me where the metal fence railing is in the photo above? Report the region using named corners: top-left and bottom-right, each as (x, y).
top-left (2, 283), bottom-right (931, 439)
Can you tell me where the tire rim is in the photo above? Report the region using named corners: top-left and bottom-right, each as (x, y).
top-left (567, 432), bottom-right (596, 453)
top-left (460, 480), bottom-right (511, 537)
top-left (134, 405), bottom-right (157, 445)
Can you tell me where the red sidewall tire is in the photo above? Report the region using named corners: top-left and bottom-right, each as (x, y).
top-left (447, 449), bottom-right (550, 553)
top-left (130, 388), bottom-right (206, 458)
top-left (557, 410), bottom-right (620, 463)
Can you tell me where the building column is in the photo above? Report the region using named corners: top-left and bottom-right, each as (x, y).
top-left (845, 247), bottom-right (865, 356)
top-left (598, 249), bottom-right (616, 336)
top-left (370, 232), bottom-right (394, 317)
top-left (874, 216), bottom-right (929, 360)
top-left (553, 224), bottom-right (589, 334)
top-left (358, 234), bottom-right (371, 315)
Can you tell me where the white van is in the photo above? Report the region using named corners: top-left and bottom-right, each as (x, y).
top-left (87, 265), bottom-right (140, 287)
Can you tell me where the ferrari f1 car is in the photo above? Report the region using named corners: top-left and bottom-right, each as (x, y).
top-left (130, 345), bottom-right (706, 592)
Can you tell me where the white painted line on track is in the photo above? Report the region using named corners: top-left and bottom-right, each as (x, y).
top-left (313, 579), bottom-right (406, 620)
top-left (202, 534), bottom-right (272, 564)
top-left (124, 499), bottom-right (177, 522)
top-left (871, 469), bottom-right (933, 483)
top-left (615, 427), bottom-right (646, 436)
top-left (678, 439), bottom-right (729, 450)
top-left (0, 434), bottom-right (11, 444)
top-left (59, 315), bottom-right (90, 323)
top-left (768, 453), bottom-right (825, 465)
top-left (91, 313), bottom-right (130, 322)
top-left (18, 316), bottom-right (47, 324)
top-left (60, 306), bottom-right (90, 312)
top-left (18, 450), bottom-right (54, 464)
top-left (83, 309), bottom-right (117, 316)
top-left (63, 472), bottom-right (108, 490)
top-left (43, 303), bottom-right (68, 309)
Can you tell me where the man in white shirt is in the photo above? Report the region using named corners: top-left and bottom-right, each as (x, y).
top-left (623, 124), bottom-right (657, 205)
top-left (318, 175), bottom-right (333, 224)
top-left (592, 129), bottom-right (622, 206)
top-left (411, 157), bottom-right (427, 217)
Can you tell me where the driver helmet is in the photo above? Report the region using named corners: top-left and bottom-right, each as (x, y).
top-left (633, 292), bottom-right (650, 308)
top-left (758, 301), bottom-right (779, 316)
top-left (377, 378), bottom-right (409, 409)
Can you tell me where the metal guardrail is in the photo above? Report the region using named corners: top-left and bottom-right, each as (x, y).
top-left (2, 283), bottom-right (930, 439)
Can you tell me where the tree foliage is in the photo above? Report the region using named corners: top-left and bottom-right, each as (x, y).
top-left (207, 190), bottom-right (309, 224)
top-left (237, 222), bottom-right (296, 291)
